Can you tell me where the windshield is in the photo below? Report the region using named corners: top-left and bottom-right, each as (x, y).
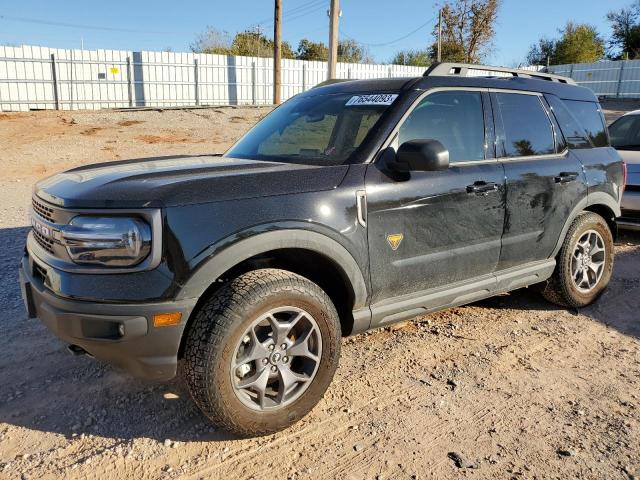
top-left (225, 92), bottom-right (397, 165)
top-left (609, 114), bottom-right (640, 149)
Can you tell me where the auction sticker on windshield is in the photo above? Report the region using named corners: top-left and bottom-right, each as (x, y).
top-left (346, 94), bottom-right (398, 106)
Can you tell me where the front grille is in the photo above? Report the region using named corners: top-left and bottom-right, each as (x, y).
top-left (626, 184), bottom-right (640, 192)
top-left (32, 197), bottom-right (55, 222)
top-left (32, 228), bottom-right (55, 254)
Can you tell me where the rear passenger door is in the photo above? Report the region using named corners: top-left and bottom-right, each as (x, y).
top-left (492, 91), bottom-right (588, 270)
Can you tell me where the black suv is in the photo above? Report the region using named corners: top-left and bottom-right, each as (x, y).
top-left (20, 63), bottom-right (624, 436)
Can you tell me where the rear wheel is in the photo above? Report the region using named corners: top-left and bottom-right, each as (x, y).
top-left (541, 212), bottom-right (614, 308)
top-left (182, 268), bottom-right (341, 436)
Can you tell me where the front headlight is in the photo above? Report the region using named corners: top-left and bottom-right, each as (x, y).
top-left (62, 216), bottom-right (152, 267)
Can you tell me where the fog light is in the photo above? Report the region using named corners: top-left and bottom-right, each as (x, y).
top-left (153, 312), bottom-right (182, 327)
top-left (118, 324), bottom-right (126, 337)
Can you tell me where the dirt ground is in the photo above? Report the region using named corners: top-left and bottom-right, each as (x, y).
top-left (0, 101), bottom-right (639, 480)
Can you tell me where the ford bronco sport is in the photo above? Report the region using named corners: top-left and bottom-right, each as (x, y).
top-left (20, 63), bottom-right (624, 436)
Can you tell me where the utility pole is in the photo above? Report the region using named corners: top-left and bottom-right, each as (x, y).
top-left (327, 0), bottom-right (339, 80)
top-left (273, 0), bottom-right (282, 104)
top-left (437, 8), bottom-right (442, 63)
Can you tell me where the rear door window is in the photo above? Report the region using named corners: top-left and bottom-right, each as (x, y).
top-left (563, 100), bottom-right (608, 147)
top-left (495, 93), bottom-right (555, 157)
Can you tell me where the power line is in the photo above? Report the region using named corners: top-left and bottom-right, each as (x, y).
top-left (255, 0), bottom-right (327, 28)
top-left (0, 14), bottom-right (171, 35)
top-left (340, 15), bottom-right (437, 48)
top-left (253, 0), bottom-right (327, 26)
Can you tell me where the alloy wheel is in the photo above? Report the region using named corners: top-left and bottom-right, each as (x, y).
top-left (570, 229), bottom-right (606, 293)
top-left (230, 306), bottom-right (322, 411)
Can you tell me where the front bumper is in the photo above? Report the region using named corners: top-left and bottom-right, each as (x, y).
top-left (19, 254), bottom-right (197, 380)
top-left (619, 189), bottom-right (640, 231)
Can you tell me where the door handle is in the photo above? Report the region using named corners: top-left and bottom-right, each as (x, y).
top-left (466, 181), bottom-right (499, 195)
top-left (554, 172), bottom-right (578, 184)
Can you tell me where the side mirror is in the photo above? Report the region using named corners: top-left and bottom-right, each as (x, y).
top-left (391, 139), bottom-right (449, 172)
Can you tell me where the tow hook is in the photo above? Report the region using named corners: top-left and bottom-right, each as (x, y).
top-left (67, 344), bottom-right (93, 358)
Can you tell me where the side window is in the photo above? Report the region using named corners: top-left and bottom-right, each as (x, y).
top-left (609, 115), bottom-right (640, 148)
top-left (545, 94), bottom-right (591, 149)
top-left (496, 93), bottom-right (555, 157)
top-left (398, 90), bottom-right (485, 162)
top-left (563, 100), bottom-right (609, 147)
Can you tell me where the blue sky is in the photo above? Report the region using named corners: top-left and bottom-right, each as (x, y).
top-left (0, 0), bottom-right (632, 65)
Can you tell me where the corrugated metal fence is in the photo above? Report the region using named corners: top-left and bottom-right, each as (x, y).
top-left (548, 60), bottom-right (640, 98)
top-left (0, 45), bottom-right (425, 112)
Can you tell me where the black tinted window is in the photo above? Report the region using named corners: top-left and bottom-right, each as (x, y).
top-left (226, 92), bottom-right (393, 165)
top-left (609, 114), bottom-right (640, 149)
top-left (545, 94), bottom-right (591, 149)
top-left (564, 100), bottom-right (608, 147)
top-left (399, 91), bottom-right (485, 162)
top-left (496, 93), bottom-right (554, 157)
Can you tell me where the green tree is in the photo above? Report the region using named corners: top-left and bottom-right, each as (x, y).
top-left (428, 0), bottom-right (501, 63)
top-left (231, 30), bottom-right (295, 59)
top-left (607, 4), bottom-right (640, 59)
top-left (337, 39), bottom-right (373, 63)
top-left (296, 39), bottom-right (329, 61)
top-left (554, 22), bottom-right (605, 64)
top-left (295, 38), bottom-right (371, 63)
top-left (190, 27), bottom-right (233, 55)
top-left (191, 27), bottom-right (294, 59)
top-left (390, 49), bottom-right (431, 66)
top-left (525, 37), bottom-right (557, 66)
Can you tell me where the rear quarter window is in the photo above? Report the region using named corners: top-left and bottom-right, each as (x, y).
top-left (563, 99), bottom-right (609, 147)
top-left (545, 95), bottom-right (591, 149)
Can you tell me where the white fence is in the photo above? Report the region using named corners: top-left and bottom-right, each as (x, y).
top-left (0, 45), bottom-right (425, 112)
top-left (548, 60), bottom-right (640, 98)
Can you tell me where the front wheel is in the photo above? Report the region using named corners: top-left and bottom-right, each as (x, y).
top-left (541, 212), bottom-right (614, 308)
top-left (182, 269), bottom-right (341, 437)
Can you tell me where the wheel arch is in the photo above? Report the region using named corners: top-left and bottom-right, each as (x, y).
top-left (552, 192), bottom-right (620, 257)
top-left (176, 229), bottom-right (370, 354)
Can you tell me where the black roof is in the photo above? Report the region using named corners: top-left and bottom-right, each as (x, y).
top-left (306, 74), bottom-right (595, 102)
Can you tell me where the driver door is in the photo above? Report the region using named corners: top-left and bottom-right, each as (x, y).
top-left (365, 89), bottom-right (506, 323)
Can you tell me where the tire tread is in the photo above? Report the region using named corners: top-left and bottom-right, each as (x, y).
top-left (182, 268), bottom-right (340, 436)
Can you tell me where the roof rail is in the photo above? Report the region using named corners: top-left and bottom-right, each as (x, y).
top-left (423, 62), bottom-right (576, 85)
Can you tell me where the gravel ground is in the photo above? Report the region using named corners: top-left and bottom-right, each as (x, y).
top-left (0, 102), bottom-right (639, 480)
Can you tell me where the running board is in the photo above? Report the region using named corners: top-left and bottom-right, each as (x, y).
top-left (367, 259), bottom-right (556, 329)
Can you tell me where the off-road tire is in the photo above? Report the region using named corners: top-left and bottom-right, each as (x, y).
top-left (540, 212), bottom-right (614, 308)
top-left (182, 268), bottom-right (341, 437)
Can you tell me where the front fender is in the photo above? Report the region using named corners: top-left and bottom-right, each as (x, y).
top-left (175, 227), bottom-right (369, 312)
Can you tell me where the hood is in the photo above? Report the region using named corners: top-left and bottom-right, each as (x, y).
top-left (35, 155), bottom-right (349, 209)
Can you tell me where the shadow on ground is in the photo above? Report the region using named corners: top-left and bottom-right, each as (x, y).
top-left (476, 229), bottom-right (640, 340)
top-left (0, 227), bottom-right (638, 444)
top-left (0, 225), bottom-right (236, 443)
